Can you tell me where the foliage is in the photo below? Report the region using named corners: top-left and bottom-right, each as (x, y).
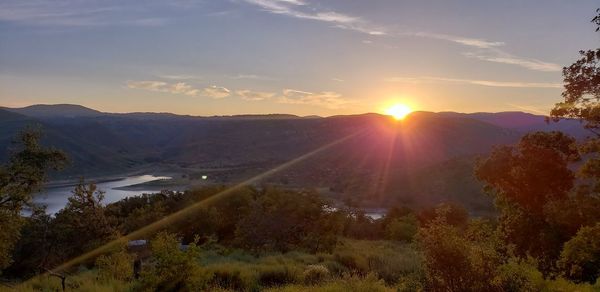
top-left (417, 207), bottom-right (505, 292)
top-left (48, 181), bottom-right (117, 266)
top-left (558, 222), bottom-right (600, 283)
top-left (138, 232), bottom-right (210, 291)
top-left (303, 265), bottom-right (330, 284)
top-left (95, 246), bottom-right (134, 282)
top-left (385, 214), bottom-right (418, 242)
top-left (0, 128), bottom-right (66, 272)
top-left (234, 187), bottom-right (341, 253)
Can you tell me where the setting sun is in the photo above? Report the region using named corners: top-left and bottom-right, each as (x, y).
top-left (385, 104), bottom-right (412, 120)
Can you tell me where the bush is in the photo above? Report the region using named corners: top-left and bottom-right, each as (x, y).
top-left (207, 263), bottom-right (259, 291)
top-left (558, 222), bottom-right (600, 283)
top-left (138, 232), bottom-right (210, 291)
top-left (95, 248), bottom-right (134, 281)
top-left (303, 265), bottom-right (330, 284)
top-left (258, 264), bottom-right (300, 287)
top-left (385, 214), bottom-right (418, 242)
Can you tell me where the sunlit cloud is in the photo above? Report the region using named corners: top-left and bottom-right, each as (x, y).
top-left (278, 89), bottom-right (349, 109)
top-left (202, 85), bottom-right (231, 99)
top-left (127, 81), bottom-right (230, 98)
top-left (237, 90), bottom-right (275, 101)
top-left (332, 78), bottom-right (345, 82)
top-left (384, 76), bottom-right (562, 88)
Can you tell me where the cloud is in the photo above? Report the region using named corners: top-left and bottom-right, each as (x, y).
top-left (411, 32), bottom-right (505, 49)
top-left (463, 51), bottom-right (562, 72)
top-left (236, 90), bottom-right (275, 101)
top-left (384, 76), bottom-right (561, 88)
top-left (241, 0), bottom-right (385, 35)
top-left (158, 74), bottom-right (203, 81)
top-left (127, 81), bottom-right (230, 98)
top-left (278, 89), bottom-right (349, 109)
top-left (0, 1), bottom-right (168, 27)
top-left (240, 1), bottom-right (560, 72)
top-left (201, 86), bottom-right (231, 98)
top-left (227, 74), bottom-right (276, 80)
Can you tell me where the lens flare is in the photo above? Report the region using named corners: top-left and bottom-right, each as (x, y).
top-left (385, 104), bottom-right (412, 120)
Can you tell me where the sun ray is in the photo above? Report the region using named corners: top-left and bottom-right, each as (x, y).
top-left (19, 130), bottom-right (366, 286)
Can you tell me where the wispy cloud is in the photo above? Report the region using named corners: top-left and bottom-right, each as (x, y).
top-left (278, 89), bottom-right (349, 109)
top-left (241, 0), bottom-right (385, 35)
top-left (236, 90), bottom-right (275, 101)
top-left (0, 1), bottom-right (168, 27)
top-left (384, 76), bottom-right (561, 88)
top-left (201, 85), bottom-right (231, 99)
top-left (158, 74), bottom-right (204, 81)
top-left (410, 32), bottom-right (505, 49)
top-left (463, 51), bottom-right (562, 72)
top-left (127, 80), bottom-right (231, 98)
top-left (227, 74), bottom-right (276, 80)
top-left (240, 0), bottom-right (560, 72)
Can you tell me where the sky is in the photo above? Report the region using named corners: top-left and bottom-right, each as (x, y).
top-left (0, 0), bottom-right (598, 116)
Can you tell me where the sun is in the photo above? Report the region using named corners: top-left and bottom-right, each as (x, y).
top-left (385, 104), bottom-right (412, 120)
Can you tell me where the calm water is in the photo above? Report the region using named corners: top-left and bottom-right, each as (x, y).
top-left (34, 175), bottom-right (171, 214)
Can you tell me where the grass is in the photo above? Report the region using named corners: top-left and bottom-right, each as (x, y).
top-left (3, 239), bottom-right (423, 291)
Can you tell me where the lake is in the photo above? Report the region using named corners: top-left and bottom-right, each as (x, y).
top-left (34, 175), bottom-right (171, 214)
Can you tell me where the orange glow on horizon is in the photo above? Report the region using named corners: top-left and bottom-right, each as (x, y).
top-left (385, 103), bottom-right (412, 120)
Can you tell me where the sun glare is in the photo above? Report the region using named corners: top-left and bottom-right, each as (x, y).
top-left (385, 104), bottom-right (412, 120)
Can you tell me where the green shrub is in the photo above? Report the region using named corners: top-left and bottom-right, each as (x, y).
top-left (207, 263), bottom-right (259, 291)
top-left (302, 265), bottom-right (330, 284)
top-left (95, 248), bottom-right (134, 281)
top-left (137, 232), bottom-right (210, 291)
top-left (258, 264), bottom-right (301, 287)
top-left (558, 223), bottom-right (600, 283)
top-left (385, 214), bottom-right (418, 242)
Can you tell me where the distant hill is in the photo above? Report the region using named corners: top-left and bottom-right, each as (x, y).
top-left (0, 104), bottom-right (588, 211)
top-left (3, 104), bottom-right (103, 118)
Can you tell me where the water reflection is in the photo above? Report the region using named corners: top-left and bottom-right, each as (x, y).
top-left (34, 175), bottom-right (171, 214)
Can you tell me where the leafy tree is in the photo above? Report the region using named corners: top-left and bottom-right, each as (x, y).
top-left (558, 222), bottom-right (600, 283)
top-left (138, 232), bottom-right (209, 291)
top-left (234, 187), bottom-right (341, 253)
top-left (475, 132), bottom-right (581, 271)
top-left (385, 214), bottom-right (418, 242)
top-left (49, 181), bottom-right (117, 265)
top-left (0, 128), bottom-right (67, 271)
top-left (417, 206), bottom-right (504, 292)
top-left (418, 202), bottom-right (469, 227)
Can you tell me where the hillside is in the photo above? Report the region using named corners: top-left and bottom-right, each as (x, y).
top-left (0, 104), bottom-right (585, 210)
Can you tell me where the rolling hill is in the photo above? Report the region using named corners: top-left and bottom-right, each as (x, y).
top-left (0, 104), bottom-right (586, 211)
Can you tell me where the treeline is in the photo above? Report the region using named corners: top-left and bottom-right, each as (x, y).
top-left (1, 128), bottom-right (600, 291)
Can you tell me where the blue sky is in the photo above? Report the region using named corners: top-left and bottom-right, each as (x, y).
top-left (0, 0), bottom-right (598, 116)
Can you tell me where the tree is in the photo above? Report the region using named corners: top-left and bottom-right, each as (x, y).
top-left (550, 8), bottom-right (600, 192)
top-left (138, 232), bottom-right (209, 291)
top-left (0, 128), bottom-right (67, 271)
top-left (417, 207), bottom-right (504, 292)
top-left (234, 187), bottom-right (341, 253)
top-left (385, 214), bottom-right (418, 242)
top-left (49, 181), bottom-right (117, 266)
top-left (475, 132), bottom-right (581, 272)
top-left (558, 222), bottom-right (600, 283)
